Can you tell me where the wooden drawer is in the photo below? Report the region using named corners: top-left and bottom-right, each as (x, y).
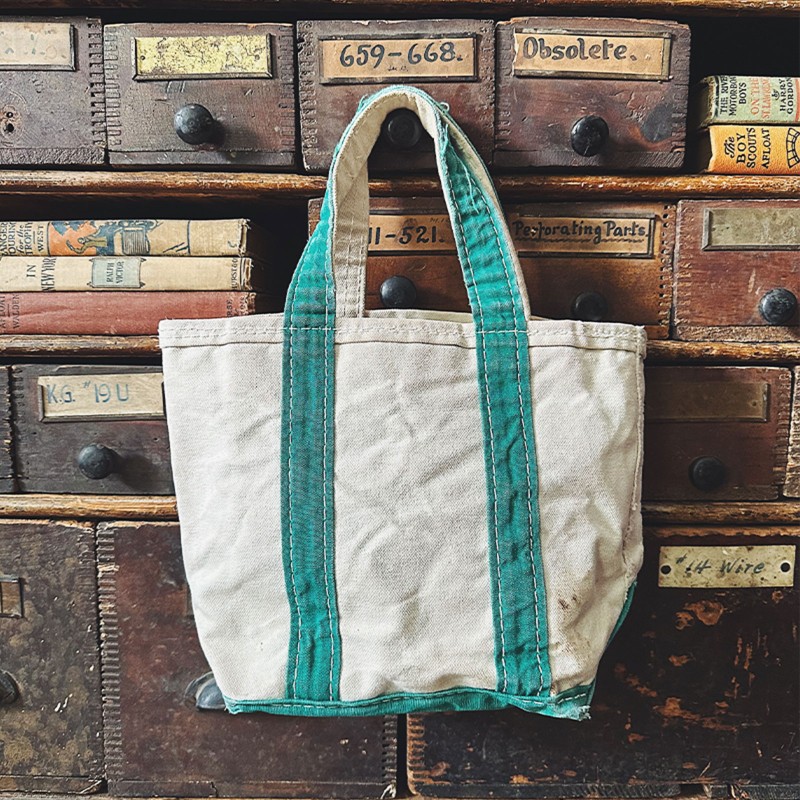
top-left (408, 526), bottom-right (799, 799)
top-left (298, 19), bottom-right (494, 172)
top-left (0, 18), bottom-right (104, 166)
top-left (0, 367), bottom-right (14, 493)
top-left (643, 367), bottom-right (791, 501)
top-left (11, 364), bottom-right (172, 494)
top-left (786, 368), bottom-right (800, 497)
top-left (308, 197), bottom-right (672, 335)
top-left (97, 521), bottom-right (398, 797)
top-left (495, 17), bottom-right (690, 170)
top-left (0, 519), bottom-right (103, 794)
top-left (104, 22), bottom-right (296, 168)
top-left (675, 200), bottom-right (800, 341)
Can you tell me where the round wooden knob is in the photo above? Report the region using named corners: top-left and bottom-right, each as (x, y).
top-left (77, 444), bottom-right (117, 480)
top-left (759, 288), bottom-right (797, 325)
top-left (571, 291), bottom-right (609, 322)
top-left (0, 671), bottom-right (19, 706)
top-left (379, 275), bottom-right (418, 309)
top-left (689, 456), bottom-right (727, 492)
top-left (184, 672), bottom-right (225, 711)
top-left (570, 115), bottom-right (609, 157)
top-left (174, 104), bottom-right (217, 145)
top-left (380, 109), bottom-right (423, 150)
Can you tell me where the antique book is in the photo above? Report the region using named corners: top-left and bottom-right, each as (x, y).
top-left (0, 292), bottom-right (263, 335)
top-left (0, 219), bottom-right (267, 257)
top-left (693, 76), bottom-right (799, 127)
top-left (0, 255), bottom-right (263, 291)
top-left (697, 125), bottom-right (800, 174)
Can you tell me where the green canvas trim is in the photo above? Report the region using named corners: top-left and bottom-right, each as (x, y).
top-left (223, 683), bottom-right (593, 720)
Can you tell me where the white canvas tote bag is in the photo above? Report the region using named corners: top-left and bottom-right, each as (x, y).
top-left (159, 86), bottom-right (645, 719)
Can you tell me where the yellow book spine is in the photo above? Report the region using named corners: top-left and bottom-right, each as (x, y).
top-left (702, 125), bottom-right (800, 174)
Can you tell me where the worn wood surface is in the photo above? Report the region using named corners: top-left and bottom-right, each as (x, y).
top-left (97, 520), bottom-right (398, 798)
top-left (495, 18), bottom-right (690, 170)
top-left (11, 364), bottom-right (173, 494)
top-left (0, 17), bottom-right (104, 166)
top-left (298, 19), bottom-right (495, 172)
top-left (105, 23), bottom-right (296, 167)
top-left (643, 366), bottom-right (792, 501)
top-left (0, 519), bottom-right (104, 793)
top-left (0, 368), bottom-right (13, 493)
top-left (675, 200), bottom-right (800, 342)
top-left (408, 526), bottom-right (800, 799)
top-left (785, 367), bottom-right (800, 497)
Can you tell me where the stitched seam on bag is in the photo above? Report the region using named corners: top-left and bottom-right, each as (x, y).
top-left (621, 357), bottom-right (645, 580)
top-left (442, 154), bottom-right (508, 693)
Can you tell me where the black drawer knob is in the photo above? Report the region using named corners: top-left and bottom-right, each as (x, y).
top-left (380, 109), bottom-right (423, 150)
top-left (184, 672), bottom-right (225, 711)
top-left (0, 671), bottom-right (19, 706)
top-left (174, 104), bottom-right (217, 146)
top-left (689, 456), bottom-right (727, 492)
top-left (379, 275), bottom-right (418, 309)
top-left (759, 288), bottom-right (797, 325)
top-left (77, 444), bottom-right (117, 480)
top-left (571, 291), bottom-right (609, 322)
top-left (570, 115), bottom-right (609, 157)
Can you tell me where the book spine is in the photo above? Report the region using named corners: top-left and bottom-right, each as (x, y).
top-left (0, 256), bottom-right (258, 291)
top-left (700, 76), bottom-right (800, 126)
top-left (0, 292), bottom-right (259, 335)
top-left (704, 125), bottom-right (800, 174)
top-left (0, 220), bottom-right (250, 257)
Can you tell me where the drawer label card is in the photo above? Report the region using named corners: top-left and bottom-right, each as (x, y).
top-left (319, 36), bottom-right (477, 83)
top-left (508, 214), bottom-right (655, 257)
top-left (659, 545), bottom-right (796, 588)
top-left (368, 214), bottom-right (455, 253)
top-left (38, 373), bottom-right (165, 420)
top-left (512, 30), bottom-right (672, 81)
top-left (645, 381), bottom-right (769, 422)
top-left (703, 207), bottom-right (800, 250)
top-left (134, 35), bottom-right (272, 80)
top-left (0, 22), bottom-right (74, 70)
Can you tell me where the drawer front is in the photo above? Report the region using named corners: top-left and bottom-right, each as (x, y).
top-left (495, 17), bottom-right (690, 170)
top-left (308, 197), bottom-right (672, 335)
top-left (104, 22), bottom-right (296, 167)
top-left (0, 17), bottom-right (104, 166)
top-left (786, 368), bottom-right (800, 497)
top-left (643, 366), bottom-right (791, 501)
top-left (12, 364), bottom-right (173, 494)
top-left (408, 527), bottom-right (799, 798)
top-left (0, 519), bottom-right (103, 793)
top-left (97, 521), bottom-right (397, 797)
top-left (675, 200), bottom-right (800, 341)
top-left (298, 19), bottom-right (494, 173)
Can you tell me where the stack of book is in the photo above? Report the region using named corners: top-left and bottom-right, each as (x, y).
top-left (0, 219), bottom-right (273, 334)
top-left (694, 76), bottom-right (799, 174)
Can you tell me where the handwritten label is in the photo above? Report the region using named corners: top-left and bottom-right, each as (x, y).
top-left (0, 22), bottom-right (74, 70)
top-left (320, 36), bottom-right (477, 83)
top-left (367, 214), bottom-right (455, 253)
top-left (659, 545), bottom-right (796, 589)
top-left (703, 207), bottom-right (800, 250)
top-left (512, 30), bottom-right (671, 81)
top-left (38, 373), bottom-right (164, 420)
top-left (134, 35), bottom-right (272, 80)
top-left (645, 381), bottom-right (769, 422)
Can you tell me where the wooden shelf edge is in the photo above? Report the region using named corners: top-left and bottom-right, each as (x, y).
top-left (0, 172), bottom-right (799, 201)
top-left (0, 495), bottom-right (798, 523)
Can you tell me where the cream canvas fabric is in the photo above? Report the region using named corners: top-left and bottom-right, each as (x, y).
top-left (159, 87), bottom-right (645, 718)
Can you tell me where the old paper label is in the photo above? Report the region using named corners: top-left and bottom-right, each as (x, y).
top-left (39, 373), bottom-right (164, 420)
top-left (90, 257), bottom-right (143, 288)
top-left (512, 30), bottom-right (671, 80)
top-left (320, 36), bottom-right (477, 83)
top-left (0, 22), bottom-right (74, 70)
top-left (134, 35), bottom-right (272, 80)
top-left (508, 214), bottom-right (655, 257)
top-left (645, 381), bottom-right (769, 422)
top-left (368, 214), bottom-right (455, 253)
top-left (703, 207), bottom-right (800, 250)
top-left (659, 545), bottom-right (796, 588)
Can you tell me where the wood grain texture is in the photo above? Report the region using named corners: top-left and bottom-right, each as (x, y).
top-left (0, 519), bottom-right (104, 793)
top-left (97, 520), bottom-right (398, 798)
top-left (785, 368), bottom-right (800, 497)
top-left (0, 367), bottom-right (14, 493)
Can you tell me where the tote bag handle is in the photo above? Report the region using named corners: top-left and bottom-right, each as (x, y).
top-left (285, 86), bottom-right (532, 330)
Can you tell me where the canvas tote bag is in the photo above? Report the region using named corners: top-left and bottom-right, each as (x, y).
top-left (159, 86), bottom-right (646, 719)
